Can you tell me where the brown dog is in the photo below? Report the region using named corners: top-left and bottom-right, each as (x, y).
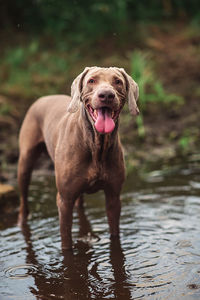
top-left (18, 67), bottom-right (139, 250)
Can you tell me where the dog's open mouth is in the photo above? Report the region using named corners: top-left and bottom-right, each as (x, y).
top-left (87, 105), bottom-right (120, 134)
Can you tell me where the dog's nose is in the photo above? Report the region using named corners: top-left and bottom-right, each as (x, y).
top-left (98, 90), bottom-right (115, 102)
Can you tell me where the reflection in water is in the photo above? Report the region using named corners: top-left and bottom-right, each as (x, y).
top-left (19, 208), bottom-right (131, 300)
top-left (110, 239), bottom-right (132, 299)
top-left (1, 160), bottom-right (200, 299)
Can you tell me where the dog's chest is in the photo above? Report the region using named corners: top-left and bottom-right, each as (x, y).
top-left (85, 166), bottom-right (108, 193)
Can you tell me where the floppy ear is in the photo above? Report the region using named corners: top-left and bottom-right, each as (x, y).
top-left (119, 68), bottom-right (139, 116)
top-left (67, 67), bottom-right (90, 113)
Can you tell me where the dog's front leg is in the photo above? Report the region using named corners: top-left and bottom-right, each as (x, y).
top-left (105, 190), bottom-right (121, 238)
top-left (56, 193), bottom-right (75, 250)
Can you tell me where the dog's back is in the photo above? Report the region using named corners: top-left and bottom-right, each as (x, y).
top-left (19, 95), bottom-right (71, 159)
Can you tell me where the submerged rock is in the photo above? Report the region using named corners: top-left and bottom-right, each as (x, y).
top-left (0, 183), bottom-right (19, 210)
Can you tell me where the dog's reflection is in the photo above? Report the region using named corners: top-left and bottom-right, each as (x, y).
top-left (21, 207), bottom-right (132, 300)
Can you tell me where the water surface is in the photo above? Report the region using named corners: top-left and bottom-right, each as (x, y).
top-left (1, 156), bottom-right (200, 299)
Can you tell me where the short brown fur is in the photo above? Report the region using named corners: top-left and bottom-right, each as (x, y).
top-left (18, 67), bottom-right (139, 250)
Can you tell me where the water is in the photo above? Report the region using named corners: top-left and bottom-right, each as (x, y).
top-left (1, 157), bottom-right (200, 299)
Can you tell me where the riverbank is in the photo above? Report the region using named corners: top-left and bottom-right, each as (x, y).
top-left (0, 22), bottom-right (199, 182)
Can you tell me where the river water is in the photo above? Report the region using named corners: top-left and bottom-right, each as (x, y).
top-left (1, 155), bottom-right (200, 299)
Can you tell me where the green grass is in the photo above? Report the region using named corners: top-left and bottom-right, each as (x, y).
top-left (0, 40), bottom-right (70, 99)
top-left (0, 102), bottom-right (13, 116)
top-left (0, 41), bottom-right (184, 133)
top-left (130, 50), bottom-right (184, 137)
top-left (131, 50), bottom-right (183, 109)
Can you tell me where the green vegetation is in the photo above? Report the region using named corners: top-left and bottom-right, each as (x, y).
top-left (131, 51), bottom-right (183, 110)
top-left (1, 0), bottom-right (199, 42)
top-left (0, 102), bottom-right (13, 116)
top-left (130, 51), bottom-right (183, 137)
top-left (0, 41), bottom-right (71, 99)
top-left (0, 0), bottom-right (199, 165)
top-left (0, 41), bottom-right (183, 106)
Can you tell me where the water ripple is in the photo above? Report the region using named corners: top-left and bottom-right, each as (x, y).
top-left (4, 264), bottom-right (38, 279)
top-left (1, 160), bottom-right (200, 299)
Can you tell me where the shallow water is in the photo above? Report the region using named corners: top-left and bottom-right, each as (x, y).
top-left (1, 157), bottom-right (200, 299)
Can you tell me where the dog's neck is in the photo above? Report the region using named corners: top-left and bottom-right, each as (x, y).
top-left (93, 133), bottom-right (116, 162)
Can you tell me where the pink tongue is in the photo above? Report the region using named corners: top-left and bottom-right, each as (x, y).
top-left (95, 108), bottom-right (115, 134)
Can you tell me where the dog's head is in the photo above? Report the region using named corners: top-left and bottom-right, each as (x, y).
top-left (68, 67), bottom-right (139, 134)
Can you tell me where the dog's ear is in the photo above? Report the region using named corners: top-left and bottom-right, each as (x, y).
top-left (118, 68), bottom-right (139, 115)
top-left (68, 67), bottom-right (90, 113)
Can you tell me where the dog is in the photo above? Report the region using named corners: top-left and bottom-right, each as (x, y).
top-left (18, 66), bottom-right (139, 250)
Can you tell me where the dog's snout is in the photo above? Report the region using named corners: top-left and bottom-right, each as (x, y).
top-left (98, 90), bottom-right (115, 102)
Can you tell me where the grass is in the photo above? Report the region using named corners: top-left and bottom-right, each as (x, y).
top-left (0, 25), bottom-right (199, 167)
top-left (0, 102), bottom-right (13, 116)
top-left (0, 40), bottom-right (71, 100)
top-left (130, 50), bottom-right (184, 137)
top-left (0, 41), bottom-right (185, 139)
top-left (0, 39), bottom-right (185, 137)
top-left (131, 50), bottom-right (184, 109)
top-left (0, 38), bottom-right (184, 105)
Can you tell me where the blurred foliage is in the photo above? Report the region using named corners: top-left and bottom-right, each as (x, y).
top-left (0, 41), bottom-right (183, 115)
top-left (131, 51), bottom-right (183, 110)
top-left (0, 0), bottom-right (200, 43)
top-left (0, 40), bottom-right (71, 99)
top-left (130, 51), bottom-right (183, 137)
top-left (178, 128), bottom-right (199, 154)
top-left (0, 103), bottom-right (13, 116)
top-left (0, 1), bottom-right (199, 159)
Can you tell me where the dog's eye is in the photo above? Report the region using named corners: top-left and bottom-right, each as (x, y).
top-left (88, 78), bottom-right (95, 84)
top-left (115, 79), bottom-right (122, 85)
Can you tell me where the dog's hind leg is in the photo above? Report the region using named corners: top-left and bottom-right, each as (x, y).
top-left (18, 144), bottom-right (43, 226)
top-left (17, 115), bottom-right (43, 226)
